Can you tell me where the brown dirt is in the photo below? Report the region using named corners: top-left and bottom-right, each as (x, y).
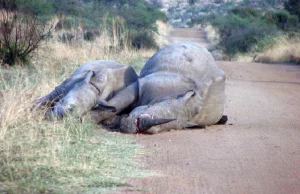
top-left (169, 28), bottom-right (210, 49)
top-left (115, 28), bottom-right (300, 194)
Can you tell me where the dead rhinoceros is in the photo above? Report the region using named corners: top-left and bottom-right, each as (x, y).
top-left (93, 42), bottom-right (227, 134)
top-left (34, 60), bottom-right (138, 118)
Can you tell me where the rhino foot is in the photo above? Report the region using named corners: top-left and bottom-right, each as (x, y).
top-left (216, 115), bottom-right (228, 125)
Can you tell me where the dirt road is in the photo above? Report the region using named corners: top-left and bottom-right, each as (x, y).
top-left (168, 28), bottom-right (210, 49)
top-left (119, 28), bottom-right (300, 194)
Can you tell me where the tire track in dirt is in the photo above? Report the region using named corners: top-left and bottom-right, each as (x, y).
top-left (116, 28), bottom-right (300, 194)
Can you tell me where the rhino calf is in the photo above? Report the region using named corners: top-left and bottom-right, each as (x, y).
top-left (34, 60), bottom-right (138, 119)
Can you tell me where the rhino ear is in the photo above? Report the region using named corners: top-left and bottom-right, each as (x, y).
top-left (84, 71), bottom-right (95, 83)
top-left (182, 90), bottom-right (195, 100)
top-left (92, 98), bottom-right (117, 112)
top-left (138, 117), bottom-right (176, 132)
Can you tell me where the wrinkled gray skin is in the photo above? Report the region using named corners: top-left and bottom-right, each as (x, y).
top-left (34, 60), bottom-right (138, 118)
top-left (94, 42), bottom-right (226, 134)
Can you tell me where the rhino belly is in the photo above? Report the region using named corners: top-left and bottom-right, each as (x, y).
top-left (191, 77), bottom-right (226, 125)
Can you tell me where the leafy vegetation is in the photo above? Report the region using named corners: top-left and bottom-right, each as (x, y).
top-left (211, 7), bottom-right (281, 56)
top-left (189, 0), bottom-right (197, 5)
top-left (189, 0), bottom-right (300, 58)
top-left (284, 0), bottom-right (300, 20)
top-left (0, 1), bottom-right (52, 66)
top-left (0, 0), bottom-right (165, 66)
top-left (241, 0), bottom-right (285, 8)
top-left (0, 11), bottom-right (52, 66)
top-left (265, 9), bottom-right (299, 30)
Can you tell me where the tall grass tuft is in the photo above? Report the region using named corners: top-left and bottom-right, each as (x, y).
top-left (254, 34), bottom-right (300, 64)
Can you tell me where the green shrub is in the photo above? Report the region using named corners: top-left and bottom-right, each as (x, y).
top-left (221, 23), bottom-right (276, 56)
top-left (0, 10), bottom-right (52, 66)
top-left (241, 0), bottom-right (285, 8)
top-left (0, 0), bottom-right (54, 22)
top-left (52, 0), bottom-right (165, 48)
top-left (1, 0), bottom-right (165, 55)
top-left (187, 1), bottom-right (300, 58)
top-left (106, 0), bottom-right (165, 48)
top-left (285, 0), bottom-right (300, 19)
top-left (212, 9), bottom-right (278, 57)
top-left (117, 0), bottom-right (165, 31)
top-left (189, 0), bottom-right (197, 5)
top-left (230, 6), bottom-right (260, 18)
top-left (130, 30), bottom-right (158, 49)
top-left (265, 10), bottom-right (299, 30)
top-left (63, 16), bottom-right (80, 29)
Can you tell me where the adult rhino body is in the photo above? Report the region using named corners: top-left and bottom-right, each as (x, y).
top-left (94, 42), bottom-right (226, 133)
top-left (34, 60), bottom-right (138, 118)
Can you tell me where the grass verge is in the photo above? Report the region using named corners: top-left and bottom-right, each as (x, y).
top-left (0, 39), bottom-right (156, 193)
top-left (254, 35), bottom-right (300, 64)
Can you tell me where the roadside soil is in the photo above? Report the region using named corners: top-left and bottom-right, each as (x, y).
top-left (117, 28), bottom-right (300, 194)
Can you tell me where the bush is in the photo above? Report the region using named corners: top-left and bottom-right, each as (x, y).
top-left (0, 9), bottom-right (52, 66)
top-left (0, 0), bottom-right (54, 22)
top-left (1, 0), bottom-right (165, 65)
top-left (230, 6), bottom-right (260, 18)
top-left (130, 30), bottom-right (158, 49)
top-left (241, 0), bottom-right (285, 8)
top-left (189, 0), bottom-right (197, 5)
top-left (212, 8), bottom-right (278, 57)
top-left (107, 0), bottom-right (165, 49)
top-left (51, 0), bottom-right (165, 48)
top-left (265, 10), bottom-right (299, 30)
top-left (285, 0), bottom-right (300, 19)
top-left (221, 24), bottom-right (276, 55)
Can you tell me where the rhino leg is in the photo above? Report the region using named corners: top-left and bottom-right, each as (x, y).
top-left (92, 98), bottom-right (117, 112)
top-left (92, 81), bottom-right (139, 122)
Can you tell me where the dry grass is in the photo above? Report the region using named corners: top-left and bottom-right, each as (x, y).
top-left (35, 28), bottom-right (156, 75)
top-left (154, 20), bottom-right (171, 48)
top-left (0, 28), bottom-right (156, 193)
top-left (254, 35), bottom-right (300, 64)
top-left (203, 24), bottom-right (300, 64)
top-left (204, 24), bottom-right (220, 47)
top-left (233, 55), bottom-right (255, 62)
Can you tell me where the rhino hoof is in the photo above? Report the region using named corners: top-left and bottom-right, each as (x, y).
top-left (216, 115), bottom-right (228, 125)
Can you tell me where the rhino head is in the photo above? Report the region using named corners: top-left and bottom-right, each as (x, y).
top-left (102, 90), bottom-right (200, 133)
top-left (32, 73), bottom-right (88, 110)
top-left (103, 114), bottom-right (175, 134)
top-left (47, 71), bottom-right (115, 119)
